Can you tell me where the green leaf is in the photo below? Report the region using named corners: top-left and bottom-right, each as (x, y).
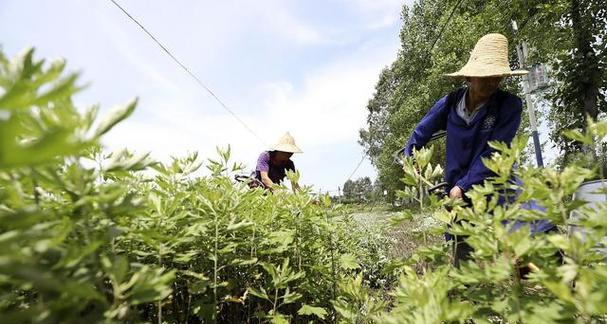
top-left (402, 170), bottom-right (418, 186)
top-left (247, 287), bottom-right (270, 301)
top-left (269, 313), bottom-right (289, 324)
top-left (339, 254), bottom-right (360, 270)
top-left (281, 288), bottom-right (302, 305)
top-left (32, 73), bottom-right (80, 107)
top-left (548, 234), bottom-right (570, 251)
top-left (111, 255), bottom-right (130, 285)
top-left (226, 219), bottom-right (254, 231)
top-left (192, 301), bottom-right (216, 322)
top-left (127, 267), bottom-right (175, 305)
top-left (189, 280), bottom-right (210, 295)
top-left (543, 281), bottom-right (574, 303)
top-left (0, 49), bottom-right (36, 110)
top-left (562, 129), bottom-right (593, 145)
top-left (230, 258), bottom-right (258, 266)
top-left (94, 98), bottom-right (137, 137)
top-left (298, 304), bottom-right (327, 319)
top-left (390, 210), bottom-right (413, 227)
top-left (261, 262), bottom-right (279, 283)
top-left (105, 150), bottom-right (154, 172)
top-left (0, 122), bottom-right (89, 169)
top-left (510, 228), bottom-right (533, 258)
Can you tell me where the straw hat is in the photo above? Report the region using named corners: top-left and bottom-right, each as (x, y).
top-left (446, 33), bottom-right (528, 78)
top-left (271, 132), bottom-right (303, 153)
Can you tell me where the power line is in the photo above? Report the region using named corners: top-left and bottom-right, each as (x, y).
top-left (344, 155), bottom-right (366, 184)
top-left (429, 0), bottom-right (465, 52)
top-left (108, 0), bottom-right (266, 145)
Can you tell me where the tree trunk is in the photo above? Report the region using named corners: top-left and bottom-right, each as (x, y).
top-left (570, 0), bottom-right (601, 161)
top-left (571, 0), bottom-right (600, 122)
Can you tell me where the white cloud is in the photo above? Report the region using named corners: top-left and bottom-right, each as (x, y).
top-left (345, 0), bottom-right (405, 15)
top-left (264, 41), bottom-right (398, 146)
top-left (102, 106), bottom-right (261, 172)
top-left (339, 0), bottom-right (408, 29)
top-left (61, 0), bottom-right (401, 191)
top-left (257, 64), bottom-right (381, 147)
top-left (101, 38), bottom-right (398, 192)
top-left (0, 0), bottom-right (406, 193)
top-left (255, 2), bottom-right (328, 45)
top-left (101, 24), bottom-right (181, 93)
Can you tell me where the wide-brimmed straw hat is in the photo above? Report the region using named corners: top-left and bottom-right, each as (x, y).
top-left (271, 132), bottom-right (303, 153)
top-left (446, 33), bottom-right (528, 78)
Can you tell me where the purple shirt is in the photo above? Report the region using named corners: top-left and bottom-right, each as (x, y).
top-left (255, 151), bottom-right (295, 184)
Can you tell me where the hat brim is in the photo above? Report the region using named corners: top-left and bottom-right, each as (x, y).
top-left (445, 69), bottom-right (528, 78)
top-left (272, 144), bottom-right (303, 153)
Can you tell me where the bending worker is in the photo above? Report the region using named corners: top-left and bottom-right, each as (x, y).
top-left (255, 132), bottom-right (302, 191)
top-left (403, 33), bottom-right (528, 266)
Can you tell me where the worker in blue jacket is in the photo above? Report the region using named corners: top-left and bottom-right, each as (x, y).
top-left (403, 33), bottom-right (529, 266)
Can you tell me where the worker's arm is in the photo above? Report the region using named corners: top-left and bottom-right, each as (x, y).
top-left (259, 171), bottom-right (275, 190)
top-left (404, 95), bottom-right (450, 156)
top-left (256, 152), bottom-right (274, 189)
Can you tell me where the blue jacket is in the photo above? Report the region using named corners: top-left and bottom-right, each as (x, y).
top-left (405, 88), bottom-right (554, 235)
top-left (404, 87), bottom-right (522, 191)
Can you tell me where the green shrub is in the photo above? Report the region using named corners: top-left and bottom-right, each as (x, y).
top-left (0, 48), bottom-right (396, 323)
top-left (379, 125), bottom-right (607, 323)
top-left (3, 47), bottom-right (605, 324)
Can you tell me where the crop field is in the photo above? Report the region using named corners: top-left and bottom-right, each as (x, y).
top-left (2, 16), bottom-right (607, 324)
top-left (350, 206), bottom-right (442, 260)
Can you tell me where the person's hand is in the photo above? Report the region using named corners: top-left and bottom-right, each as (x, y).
top-left (449, 186), bottom-right (463, 199)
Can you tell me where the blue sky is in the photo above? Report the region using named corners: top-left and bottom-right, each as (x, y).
top-left (0, 0), bottom-right (411, 193)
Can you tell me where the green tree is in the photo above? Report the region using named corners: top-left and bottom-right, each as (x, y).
top-left (519, 0), bottom-right (607, 165)
top-left (360, 0), bottom-right (606, 196)
top-left (0, 48), bottom-right (398, 323)
top-left (360, 0), bottom-right (523, 200)
top-left (342, 177), bottom-right (373, 203)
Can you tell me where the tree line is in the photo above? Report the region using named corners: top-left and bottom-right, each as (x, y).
top-left (359, 0), bottom-right (606, 201)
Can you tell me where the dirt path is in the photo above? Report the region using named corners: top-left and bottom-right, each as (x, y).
top-left (350, 209), bottom-right (401, 226)
top-left (349, 206), bottom-right (443, 258)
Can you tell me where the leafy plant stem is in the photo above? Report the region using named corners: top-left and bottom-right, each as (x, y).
top-left (509, 250), bottom-right (524, 323)
top-left (273, 288), bottom-right (279, 314)
top-left (326, 212), bottom-right (337, 300)
top-left (213, 210), bottom-right (219, 305)
top-left (419, 176), bottom-right (428, 273)
top-left (251, 226), bottom-right (256, 258)
top-left (32, 169), bottom-right (40, 207)
top-left (158, 243), bottom-right (163, 324)
top-left (295, 210), bottom-right (302, 271)
top-left (185, 279), bottom-right (191, 324)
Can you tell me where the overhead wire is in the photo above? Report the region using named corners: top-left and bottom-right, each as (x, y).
top-left (429, 0), bottom-right (465, 52)
top-left (344, 155), bottom-right (366, 184)
top-left (109, 0), bottom-right (464, 194)
top-left (108, 0), bottom-right (266, 145)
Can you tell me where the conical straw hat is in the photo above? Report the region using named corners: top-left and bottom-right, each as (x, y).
top-left (271, 132), bottom-right (303, 153)
top-left (446, 33), bottom-right (528, 78)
